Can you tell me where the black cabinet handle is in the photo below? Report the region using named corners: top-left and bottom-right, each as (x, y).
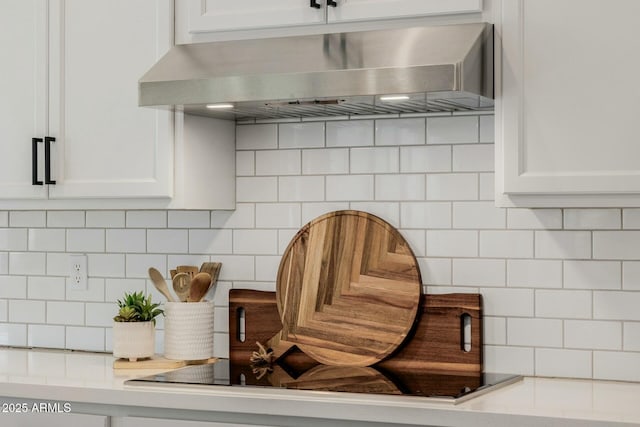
top-left (310, 0), bottom-right (321, 8)
top-left (32, 137), bottom-right (43, 186)
top-left (327, 0), bottom-right (337, 6)
top-left (44, 136), bottom-right (56, 185)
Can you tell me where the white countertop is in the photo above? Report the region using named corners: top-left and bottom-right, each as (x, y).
top-left (0, 347), bottom-right (639, 426)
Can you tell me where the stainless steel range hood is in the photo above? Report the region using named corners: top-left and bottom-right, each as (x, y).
top-left (139, 23), bottom-right (493, 121)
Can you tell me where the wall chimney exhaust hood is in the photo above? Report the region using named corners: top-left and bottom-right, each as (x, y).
top-left (139, 23), bottom-right (493, 121)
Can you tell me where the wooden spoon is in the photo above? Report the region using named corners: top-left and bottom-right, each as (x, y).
top-left (188, 272), bottom-right (212, 302)
top-left (148, 267), bottom-right (176, 302)
top-left (172, 272), bottom-right (191, 302)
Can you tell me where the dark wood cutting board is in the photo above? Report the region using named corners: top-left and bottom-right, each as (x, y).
top-left (273, 210), bottom-right (422, 366)
top-left (229, 289), bottom-right (482, 374)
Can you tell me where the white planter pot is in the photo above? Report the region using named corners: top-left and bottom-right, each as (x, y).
top-left (112, 321), bottom-right (155, 361)
top-left (164, 301), bottom-right (214, 360)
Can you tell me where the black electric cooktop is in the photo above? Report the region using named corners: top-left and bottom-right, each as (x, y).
top-left (126, 359), bottom-right (521, 404)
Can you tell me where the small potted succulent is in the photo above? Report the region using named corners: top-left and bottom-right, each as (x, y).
top-left (112, 291), bottom-right (164, 361)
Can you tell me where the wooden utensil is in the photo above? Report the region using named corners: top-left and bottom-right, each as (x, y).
top-left (199, 262), bottom-right (222, 284)
top-left (176, 265), bottom-right (199, 277)
top-left (269, 210), bottom-right (422, 367)
top-left (169, 269), bottom-right (177, 279)
top-left (188, 272), bottom-right (212, 302)
top-left (148, 267), bottom-right (176, 302)
top-left (172, 272), bottom-right (191, 302)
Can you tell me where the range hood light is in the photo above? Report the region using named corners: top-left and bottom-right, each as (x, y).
top-left (206, 103), bottom-right (234, 109)
top-left (380, 95), bottom-right (411, 102)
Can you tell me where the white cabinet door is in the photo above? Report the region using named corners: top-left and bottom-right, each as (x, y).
top-left (328, 0), bottom-right (483, 23)
top-left (497, 0), bottom-right (640, 206)
top-left (47, 0), bottom-right (173, 199)
top-left (0, 0), bottom-right (48, 199)
top-left (182, 0), bottom-right (326, 33)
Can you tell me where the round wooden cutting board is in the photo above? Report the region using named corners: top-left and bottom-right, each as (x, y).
top-left (276, 210), bottom-right (422, 366)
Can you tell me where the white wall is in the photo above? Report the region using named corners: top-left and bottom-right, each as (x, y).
top-left (1, 112), bottom-right (639, 381)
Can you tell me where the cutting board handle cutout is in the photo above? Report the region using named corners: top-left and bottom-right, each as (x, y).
top-left (236, 307), bottom-right (246, 343)
top-left (461, 313), bottom-right (472, 352)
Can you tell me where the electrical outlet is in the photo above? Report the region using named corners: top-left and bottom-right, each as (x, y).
top-left (69, 254), bottom-right (87, 290)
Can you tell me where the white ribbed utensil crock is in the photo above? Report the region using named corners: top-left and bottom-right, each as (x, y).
top-left (164, 301), bottom-right (214, 360)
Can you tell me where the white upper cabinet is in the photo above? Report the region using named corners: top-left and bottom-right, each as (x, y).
top-left (0, 0), bottom-right (48, 200)
top-left (327, 0), bottom-right (482, 23)
top-left (176, 0), bottom-right (483, 43)
top-left (496, 0), bottom-right (640, 206)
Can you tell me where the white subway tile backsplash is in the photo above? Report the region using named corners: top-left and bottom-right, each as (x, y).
top-left (564, 209), bottom-right (621, 230)
top-left (479, 115), bottom-right (494, 143)
top-left (594, 291), bottom-right (640, 321)
top-left (507, 259), bottom-right (562, 288)
top-left (255, 256), bottom-right (280, 282)
top-left (237, 177), bottom-right (278, 202)
top-left (67, 278), bottom-right (104, 302)
top-left (427, 116), bottom-right (478, 144)
top-left (256, 150), bottom-right (301, 176)
top-left (508, 318), bottom-right (562, 347)
top-left (86, 211), bottom-right (125, 228)
top-left (594, 352), bottom-right (640, 382)
top-left (88, 254), bottom-right (125, 278)
top-left (28, 325), bottom-right (65, 348)
top-left (278, 229), bottom-right (299, 254)
top-left (106, 229), bottom-right (146, 253)
top-left (9, 252), bottom-right (45, 275)
top-left (47, 211), bottom-right (84, 228)
top-left (452, 259), bottom-right (505, 287)
top-left (302, 148), bottom-right (349, 175)
top-left (427, 173), bottom-right (478, 200)
top-left (47, 301), bottom-right (84, 325)
top-left (189, 229), bottom-right (233, 254)
top-left (622, 208), bottom-right (640, 229)
top-left (10, 211), bottom-right (45, 227)
top-left (535, 349), bottom-right (592, 379)
top-left (417, 258), bottom-right (451, 285)
top-left (27, 229), bottom-right (64, 252)
top-left (326, 120), bottom-right (373, 147)
top-left (9, 300), bottom-right (45, 323)
top-left (479, 173), bottom-right (495, 201)
top-left (484, 346), bottom-right (534, 376)
top-left (66, 229), bottom-right (104, 253)
top-left (350, 147), bottom-right (399, 174)
top-left (279, 122), bottom-right (324, 149)
top-left (375, 175), bottom-right (425, 201)
top-left (483, 317), bottom-right (506, 345)
top-left (0, 254), bottom-right (6, 275)
top-left (85, 303), bottom-right (114, 327)
top-left (507, 209), bottom-right (563, 229)
top-left (28, 277), bottom-right (65, 300)
top-left (255, 204), bottom-right (301, 228)
top-left (233, 230), bottom-right (278, 255)
top-left (65, 326), bottom-right (104, 352)
top-left (480, 231), bottom-right (534, 258)
top-left (593, 231), bottom-right (640, 260)
top-left (482, 288), bottom-right (534, 317)
top-left (211, 203), bottom-right (255, 229)
top-left (452, 144), bottom-right (494, 172)
top-left (168, 211), bottom-right (210, 228)
top-left (0, 211), bottom-right (7, 227)
top-left (279, 176), bottom-right (324, 202)
top-left (623, 262), bottom-right (640, 290)
top-left (535, 290), bottom-right (591, 319)
top-left (375, 118), bottom-right (425, 146)
top-left (399, 229), bottom-right (425, 257)
top-left (565, 320), bottom-right (621, 350)
top-left (0, 228), bottom-right (27, 251)
top-left (400, 146), bottom-right (451, 173)
top-left (0, 324), bottom-right (27, 346)
top-left (0, 276), bottom-right (27, 299)
top-left (426, 230), bottom-right (477, 258)
top-left (564, 261), bottom-right (621, 290)
top-left (623, 322), bottom-right (640, 351)
top-left (216, 256), bottom-right (255, 281)
top-left (126, 211), bottom-right (166, 228)
top-left (236, 151), bottom-right (255, 176)
top-left (125, 254), bottom-right (166, 279)
top-left (105, 279), bottom-right (146, 302)
top-left (147, 230), bottom-right (188, 253)
top-left (237, 124), bottom-right (277, 150)
top-left (453, 202), bottom-right (505, 229)
top-left (535, 231), bottom-right (592, 259)
top-left (400, 202), bottom-right (451, 229)
top-left (326, 175), bottom-right (374, 201)
top-left (301, 202), bottom-right (350, 224)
